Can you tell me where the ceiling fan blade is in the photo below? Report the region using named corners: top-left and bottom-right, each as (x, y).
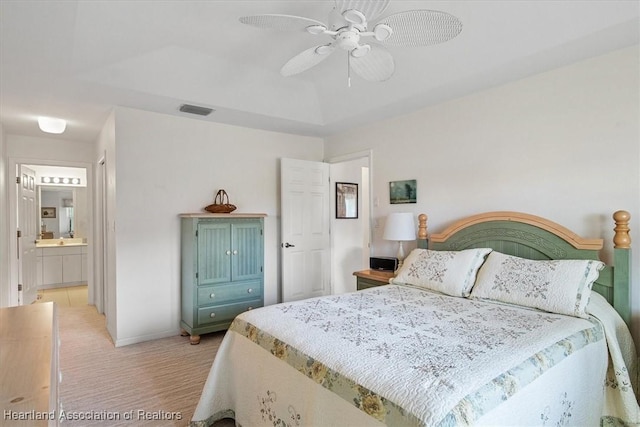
top-left (377, 10), bottom-right (463, 47)
top-left (349, 44), bottom-right (394, 82)
top-left (334, 0), bottom-right (390, 22)
top-left (281, 44), bottom-right (336, 77)
top-left (239, 14), bottom-right (326, 32)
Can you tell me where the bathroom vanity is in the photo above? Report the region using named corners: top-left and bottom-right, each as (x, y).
top-left (36, 239), bottom-right (88, 288)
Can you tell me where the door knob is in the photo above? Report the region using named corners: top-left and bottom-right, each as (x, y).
top-left (282, 242), bottom-right (295, 248)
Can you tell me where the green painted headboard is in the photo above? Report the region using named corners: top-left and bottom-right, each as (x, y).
top-left (416, 211), bottom-right (632, 325)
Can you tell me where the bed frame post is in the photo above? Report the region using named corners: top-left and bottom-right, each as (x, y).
top-left (613, 210), bottom-right (631, 326)
top-left (417, 214), bottom-right (428, 249)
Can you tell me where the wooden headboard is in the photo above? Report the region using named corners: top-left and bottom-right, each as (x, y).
top-left (416, 211), bottom-right (632, 325)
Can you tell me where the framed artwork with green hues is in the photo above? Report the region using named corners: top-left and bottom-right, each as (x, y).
top-left (389, 180), bottom-right (417, 204)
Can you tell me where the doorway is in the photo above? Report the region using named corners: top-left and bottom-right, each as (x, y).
top-left (329, 151), bottom-right (372, 295)
top-left (7, 159), bottom-right (95, 309)
top-left (33, 169), bottom-right (88, 306)
top-left (279, 151), bottom-right (372, 301)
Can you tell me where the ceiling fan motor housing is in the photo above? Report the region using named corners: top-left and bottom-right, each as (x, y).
top-left (336, 30), bottom-right (361, 50)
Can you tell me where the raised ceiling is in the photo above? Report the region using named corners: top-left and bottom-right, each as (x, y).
top-left (1, 1), bottom-right (638, 142)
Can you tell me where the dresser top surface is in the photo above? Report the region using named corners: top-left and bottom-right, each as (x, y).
top-left (0, 302), bottom-right (55, 337)
top-left (180, 213), bottom-right (267, 218)
top-left (0, 302), bottom-right (56, 423)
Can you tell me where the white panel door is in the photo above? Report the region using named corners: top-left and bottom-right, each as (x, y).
top-left (281, 158), bottom-right (330, 302)
top-left (19, 165), bottom-right (38, 304)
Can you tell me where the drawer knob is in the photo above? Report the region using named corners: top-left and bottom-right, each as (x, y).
top-left (233, 250), bottom-right (238, 255)
top-left (210, 293), bottom-right (215, 299)
top-left (247, 288), bottom-right (253, 293)
top-left (226, 250), bottom-right (231, 256)
top-left (209, 312), bottom-right (216, 318)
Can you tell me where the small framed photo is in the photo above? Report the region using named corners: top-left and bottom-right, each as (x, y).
top-left (41, 207), bottom-right (57, 219)
top-left (389, 180), bottom-right (417, 204)
top-left (336, 182), bottom-right (358, 219)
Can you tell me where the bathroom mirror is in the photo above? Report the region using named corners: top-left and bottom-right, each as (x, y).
top-left (38, 186), bottom-right (87, 239)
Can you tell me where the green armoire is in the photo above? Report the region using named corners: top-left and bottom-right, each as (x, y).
top-left (180, 213), bottom-right (266, 344)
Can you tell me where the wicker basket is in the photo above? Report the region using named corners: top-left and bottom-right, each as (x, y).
top-left (204, 189), bottom-right (237, 214)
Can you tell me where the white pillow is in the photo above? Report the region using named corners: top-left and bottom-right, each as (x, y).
top-left (471, 251), bottom-right (604, 318)
top-left (391, 248), bottom-right (492, 297)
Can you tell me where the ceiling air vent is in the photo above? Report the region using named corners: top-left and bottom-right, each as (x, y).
top-left (179, 104), bottom-right (214, 116)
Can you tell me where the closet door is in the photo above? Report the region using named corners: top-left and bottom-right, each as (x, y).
top-left (197, 222), bottom-right (231, 286)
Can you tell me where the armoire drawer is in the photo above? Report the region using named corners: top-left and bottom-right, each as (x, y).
top-left (197, 281), bottom-right (262, 306)
top-left (197, 299), bottom-right (262, 326)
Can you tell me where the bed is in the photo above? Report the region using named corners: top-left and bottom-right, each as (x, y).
top-left (190, 211), bottom-right (638, 426)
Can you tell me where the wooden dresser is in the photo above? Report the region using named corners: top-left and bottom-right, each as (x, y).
top-left (180, 213), bottom-right (266, 344)
top-left (0, 302), bottom-right (60, 426)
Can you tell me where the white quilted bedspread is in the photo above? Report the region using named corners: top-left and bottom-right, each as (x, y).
top-left (232, 285), bottom-right (604, 426)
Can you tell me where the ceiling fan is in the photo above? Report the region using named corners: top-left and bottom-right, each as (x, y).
top-left (239, 0), bottom-right (462, 85)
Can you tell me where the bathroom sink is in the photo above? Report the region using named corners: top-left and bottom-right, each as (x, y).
top-left (36, 238), bottom-right (86, 247)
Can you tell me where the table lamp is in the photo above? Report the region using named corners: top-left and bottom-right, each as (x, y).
top-left (383, 212), bottom-right (416, 267)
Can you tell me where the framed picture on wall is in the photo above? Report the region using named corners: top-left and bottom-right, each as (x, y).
top-left (336, 182), bottom-right (358, 219)
top-left (41, 207), bottom-right (57, 219)
top-left (389, 179), bottom-right (417, 204)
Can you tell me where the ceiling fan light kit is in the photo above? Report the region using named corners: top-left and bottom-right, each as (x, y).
top-left (239, 0), bottom-right (462, 84)
top-left (315, 45), bottom-right (335, 55)
top-left (373, 23), bottom-right (393, 41)
top-left (351, 44), bottom-right (370, 58)
top-left (307, 25), bottom-right (328, 35)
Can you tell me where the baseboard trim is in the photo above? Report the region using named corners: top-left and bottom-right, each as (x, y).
top-left (114, 328), bottom-right (183, 347)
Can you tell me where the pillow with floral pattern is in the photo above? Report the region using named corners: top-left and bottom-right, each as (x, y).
top-left (470, 251), bottom-right (604, 318)
top-left (391, 248), bottom-right (492, 297)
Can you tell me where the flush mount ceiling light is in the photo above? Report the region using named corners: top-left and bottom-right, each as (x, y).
top-left (37, 116), bottom-right (67, 134)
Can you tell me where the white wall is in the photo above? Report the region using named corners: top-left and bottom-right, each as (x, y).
top-left (0, 123), bottom-right (7, 307)
top-left (108, 107), bottom-right (323, 346)
top-left (6, 135), bottom-right (94, 163)
top-left (325, 46), bottom-right (640, 346)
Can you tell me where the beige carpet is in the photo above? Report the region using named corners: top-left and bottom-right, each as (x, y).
top-left (57, 304), bottom-right (232, 426)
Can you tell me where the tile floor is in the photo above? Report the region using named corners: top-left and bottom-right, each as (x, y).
top-left (36, 285), bottom-right (88, 307)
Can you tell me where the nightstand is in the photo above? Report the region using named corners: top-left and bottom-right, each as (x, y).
top-left (353, 269), bottom-right (395, 290)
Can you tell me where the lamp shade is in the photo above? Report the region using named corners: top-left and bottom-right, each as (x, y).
top-left (383, 213), bottom-right (415, 241)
